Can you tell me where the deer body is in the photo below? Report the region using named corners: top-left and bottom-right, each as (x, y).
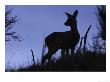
top-left (46, 31), bottom-right (79, 49)
top-left (42, 10), bottom-right (80, 65)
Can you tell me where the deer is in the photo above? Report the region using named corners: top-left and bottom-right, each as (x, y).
top-left (42, 10), bottom-right (80, 65)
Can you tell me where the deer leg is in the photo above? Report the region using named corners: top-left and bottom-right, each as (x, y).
top-left (48, 48), bottom-right (58, 62)
top-left (61, 49), bottom-right (66, 57)
top-left (42, 48), bottom-right (58, 65)
top-left (42, 53), bottom-right (50, 65)
top-left (65, 49), bottom-right (69, 56)
top-left (71, 48), bottom-right (75, 55)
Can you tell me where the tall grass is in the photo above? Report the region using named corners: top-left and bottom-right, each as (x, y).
top-left (6, 50), bottom-right (106, 72)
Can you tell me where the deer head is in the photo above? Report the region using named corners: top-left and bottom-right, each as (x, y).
top-left (64, 10), bottom-right (78, 28)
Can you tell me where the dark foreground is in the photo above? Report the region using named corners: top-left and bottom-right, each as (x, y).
top-left (6, 51), bottom-right (106, 72)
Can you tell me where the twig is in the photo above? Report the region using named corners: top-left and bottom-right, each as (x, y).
top-left (83, 25), bottom-right (91, 53)
top-left (31, 49), bottom-right (36, 65)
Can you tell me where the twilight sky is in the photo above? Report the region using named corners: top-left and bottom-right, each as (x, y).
top-left (5, 5), bottom-right (97, 68)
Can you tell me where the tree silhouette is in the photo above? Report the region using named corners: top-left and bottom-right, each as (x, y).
top-left (91, 5), bottom-right (106, 53)
top-left (96, 5), bottom-right (106, 40)
top-left (5, 9), bottom-right (21, 42)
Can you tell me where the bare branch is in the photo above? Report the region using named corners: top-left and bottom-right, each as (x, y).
top-left (5, 8), bottom-right (21, 42)
top-left (31, 49), bottom-right (36, 66)
top-left (83, 25), bottom-right (91, 53)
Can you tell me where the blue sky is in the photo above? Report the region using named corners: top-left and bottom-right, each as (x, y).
top-left (5, 5), bottom-right (97, 68)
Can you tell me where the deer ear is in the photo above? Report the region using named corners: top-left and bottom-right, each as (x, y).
top-left (73, 10), bottom-right (78, 17)
top-left (65, 12), bottom-right (71, 18)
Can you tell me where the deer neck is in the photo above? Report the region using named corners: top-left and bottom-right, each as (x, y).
top-left (70, 23), bottom-right (79, 34)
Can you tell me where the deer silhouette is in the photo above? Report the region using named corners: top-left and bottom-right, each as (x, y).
top-left (42, 10), bottom-right (80, 65)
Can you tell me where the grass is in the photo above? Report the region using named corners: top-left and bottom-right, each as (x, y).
top-left (6, 51), bottom-right (106, 72)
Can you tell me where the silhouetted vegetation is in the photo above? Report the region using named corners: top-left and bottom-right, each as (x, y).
top-left (6, 50), bottom-right (105, 72)
top-left (96, 5), bottom-right (106, 40)
top-left (5, 8), bottom-right (21, 42)
top-left (91, 5), bottom-right (106, 53)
